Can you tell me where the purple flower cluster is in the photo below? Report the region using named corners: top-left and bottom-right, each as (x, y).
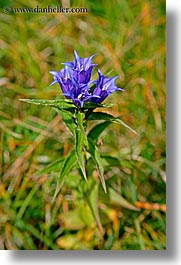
top-left (50, 51), bottom-right (123, 108)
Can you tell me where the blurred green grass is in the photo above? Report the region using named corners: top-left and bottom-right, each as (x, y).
top-left (0, 0), bottom-right (166, 250)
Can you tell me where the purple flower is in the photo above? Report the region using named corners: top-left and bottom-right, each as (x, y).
top-left (91, 69), bottom-right (124, 103)
top-left (50, 66), bottom-right (94, 107)
top-left (63, 50), bottom-right (96, 84)
top-left (49, 50), bottom-right (123, 108)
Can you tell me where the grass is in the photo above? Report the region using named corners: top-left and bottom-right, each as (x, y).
top-left (0, 0), bottom-right (166, 250)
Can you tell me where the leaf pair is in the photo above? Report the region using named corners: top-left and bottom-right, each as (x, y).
top-left (20, 98), bottom-right (137, 195)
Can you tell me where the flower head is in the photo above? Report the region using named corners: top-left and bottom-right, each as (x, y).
top-left (63, 50), bottom-right (96, 84)
top-left (50, 50), bottom-right (123, 108)
top-left (50, 66), bottom-right (93, 107)
top-left (91, 69), bottom-right (124, 103)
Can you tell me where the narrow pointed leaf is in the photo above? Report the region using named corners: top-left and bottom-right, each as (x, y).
top-left (115, 118), bottom-right (137, 135)
top-left (75, 112), bottom-right (88, 180)
top-left (21, 98), bottom-right (77, 135)
top-left (88, 139), bottom-right (107, 192)
top-left (87, 179), bottom-right (104, 234)
top-left (108, 187), bottom-right (140, 211)
top-left (52, 150), bottom-right (76, 202)
top-left (36, 158), bottom-right (64, 175)
top-left (20, 99), bottom-right (113, 111)
top-left (87, 121), bottom-right (111, 143)
top-left (87, 112), bottom-right (116, 121)
top-left (20, 99), bottom-right (75, 113)
top-left (72, 112), bottom-right (88, 181)
top-left (88, 112), bottom-right (137, 134)
top-left (101, 155), bottom-right (120, 167)
top-left (59, 150), bottom-right (76, 185)
top-left (75, 128), bottom-right (87, 181)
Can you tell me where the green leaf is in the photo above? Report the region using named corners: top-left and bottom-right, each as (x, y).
top-left (83, 102), bottom-right (115, 109)
top-left (108, 187), bottom-right (139, 211)
top-left (101, 155), bottom-right (120, 167)
top-left (87, 179), bottom-right (104, 234)
top-left (56, 109), bottom-right (76, 136)
top-left (52, 150), bottom-right (76, 203)
top-left (20, 98), bottom-right (75, 113)
top-left (59, 150), bottom-right (76, 185)
top-left (88, 112), bottom-right (137, 134)
top-left (20, 98), bottom-right (114, 111)
top-left (87, 121), bottom-right (111, 143)
top-left (88, 139), bottom-right (107, 193)
top-left (74, 112), bottom-right (87, 181)
top-left (36, 158), bottom-right (64, 175)
top-left (83, 102), bottom-right (101, 109)
top-left (75, 127), bottom-right (87, 181)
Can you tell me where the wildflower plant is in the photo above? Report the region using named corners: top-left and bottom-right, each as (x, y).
top-left (20, 51), bottom-right (137, 230)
